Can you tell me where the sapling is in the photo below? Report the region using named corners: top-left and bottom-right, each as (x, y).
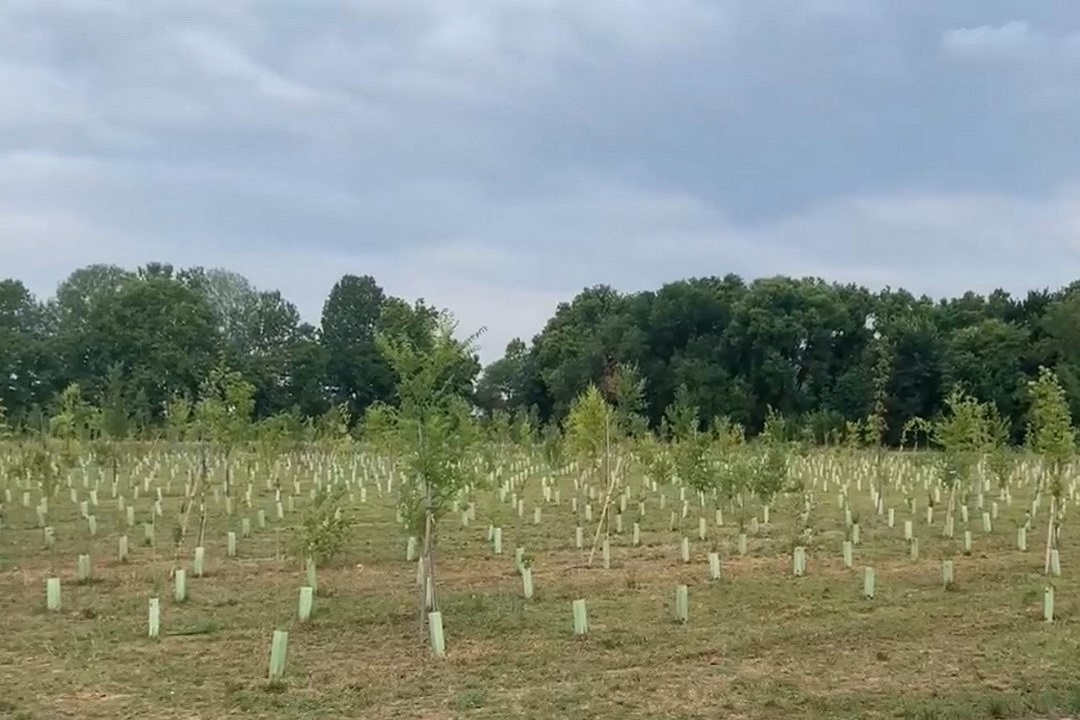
top-left (1026, 367), bottom-right (1075, 575)
top-left (985, 408), bottom-right (1014, 502)
top-left (934, 390), bottom-right (989, 543)
top-left (192, 363), bottom-right (254, 546)
top-left (900, 417), bottom-right (933, 452)
top-left (378, 314), bottom-right (482, 644)
top-left (565, 384), bottom-right (617, 566)
top-left (867, 327), bottom-right (893, 517)
top-left (296, 483), bottom-right (352, 569)
top-left (669, 388), bottom-right (714, 542)
top-left (752, 409), bottom-right (788, 539)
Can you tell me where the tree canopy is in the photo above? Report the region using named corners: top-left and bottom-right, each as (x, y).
top-left (3, 264), bottom-right (1080, 445)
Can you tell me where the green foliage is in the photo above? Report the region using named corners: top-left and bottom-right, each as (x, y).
top-left (608, 363), bottom-right (649, 438)
top-left (867, 332), bottom-right (893, 447)
top-left (664, 385), bottom-right (712, 495)
top-left (510, 409), bottom-right (537, 446)
top-left (49, 383), bottom-right (99, 442)
top-left (637, 432), bottom-right (674, 485)
top-left (165, 393), bottom-right (193, 442)
top-left (488, 409), bottom-right (512, 446)
top-left (378, 313), bottom-right (482, 535)
top-left (900, 417), bottom-right (933, 450)
top-left (254, 411), bottom-right (305, 457)
top-left (295, 484), bottom-right (353, 565)
top-left (664, 384), bottom-right (699, 441)
top-left (1026, 366), bottom-right (1075, 496)
top-left (710, 416), bottom-right (745, 448)
top-left (754, 408), bottom-right (788, 502)
top-left (984, 405), bottom-right (1013, 491)
top-left (717, 448), bottom-right (750, 502)
top-left (98, 364), bottom-right (132, 440)
top-left (321, 274), bottom-right (393, 421)
top-left (194, 359), bottom-right (255, 450)
top-left (674, 429), bottom-right (711, 495)
top-left (14, 444), bottom-right (60, 499)
top-left (5, 262), bottom-right (1080, 449)
top-left (540, 422), bottom-right (565, 471)
top-left (359, 402), bottom-right (400, 454)
top-left (314, 403), bottom-right (352, 448)
top-left (565, 385), bottom-right (614, 471)
top-left (934, 389), bottom-right (990, 490)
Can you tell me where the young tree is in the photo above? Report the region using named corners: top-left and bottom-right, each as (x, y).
top-left (984, 405), bottom-right (1013, 497)
top-left (934, 389), bottom-right (989, 536)
top-left (1026, 367), bottom-right (1075, 574)
top-left (564, 384), bottom-right (620, 565)
top-left (164, 393), bottom-right (193, 444)
top-left (98, 364), bottom-right (132, 441)
top-left (510, 408), bottom-right (537, 448)
top-left (378, 312), bottom-right (482, 643)
top-left (172, 359), bottom-right (255, 561)
top-left (900, 416), bottom-right (933, 451)
top-left (754, 408), bottom-right (788, 511)
top-left (666, 385), bottom-right (711, 523)
top-left (314, 403), bottom-right (352, 449)
top-left (49, 383), bottom-right (99, 457)
top-left (868, 332), bottom-right (893, 517)
top-left (195, 359), bottom-right (256, 495)
top-left (359, 402), bottom-right (401, 458)
top-left (607, 362), bottom-right (649, 439)
top-left (663, 384), bottom-right (698, 442)
top-left (94, 364), bottom-right (134, 492)
top-left (540, 421), bottom-right (565, 475)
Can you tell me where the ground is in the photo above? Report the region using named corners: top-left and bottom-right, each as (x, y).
top-left (1, 450), bottom-right (1078, 719)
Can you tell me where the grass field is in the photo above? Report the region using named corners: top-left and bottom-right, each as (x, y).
top-left (1, 449), bottom-right (1079, 719)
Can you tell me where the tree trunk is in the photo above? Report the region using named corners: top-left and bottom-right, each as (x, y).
top-left (1044, 495), bottom-right (1056, 575)
top-left (417, 482), bottom-right (435, 642)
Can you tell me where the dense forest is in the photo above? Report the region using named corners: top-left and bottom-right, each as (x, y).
top-left (1, 262), bottom-right (1078, 444)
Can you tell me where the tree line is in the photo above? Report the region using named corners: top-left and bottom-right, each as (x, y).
top-left (2, 263), bottom-right (1078, 444)
top-left (0, 263), bottom-right (476, 437)
top-left (475, 275), bottom-right (1080, 445)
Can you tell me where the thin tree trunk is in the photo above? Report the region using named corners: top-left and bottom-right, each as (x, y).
top-left (587, 417), bottom-right (615, 567)
top-left (417, 480), bottom-right (435, 642)
top-left (1044, 495), bottom-right (1056, 575)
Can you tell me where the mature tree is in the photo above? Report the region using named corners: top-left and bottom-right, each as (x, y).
top-left (284, 323), bottom-right (331, 418)
top-left (82, 272), bottom-right (221, 421)
top-left (942, 319), bottom-right (1028, 437)
top-left (529, 285), bottom-right (638, 422)
top-left (378, 296), bottom-right (440, 347)
top-left (179, 268), bottom-right (259, 352)
top-left (321, 274), bottom-right (394, 420)
top-left (3, 260), bottom-right (1080, 441)
top-left (475, 338), bottom-right (529, 418)
top-left (0, 279), bottom-right (51, 420)
top-left (241, 290), bottom-right (307, 415)
top-left (1039, 291), bottom-right (1080, 422)
top-left (51, 264), bottom-right (134, 326)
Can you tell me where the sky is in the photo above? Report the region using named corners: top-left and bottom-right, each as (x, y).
top-left (2, 0), bottom-right (1080, 362)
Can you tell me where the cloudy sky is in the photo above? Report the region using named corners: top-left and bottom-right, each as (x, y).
top-left (3, 1), bottom-right (1080, 361)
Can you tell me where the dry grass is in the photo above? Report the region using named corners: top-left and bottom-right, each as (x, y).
top-left (1, 451), bottom-right (1079, 719)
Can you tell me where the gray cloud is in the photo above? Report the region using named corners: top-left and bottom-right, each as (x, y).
top-left (2, 0), bottom-right (1079, 361)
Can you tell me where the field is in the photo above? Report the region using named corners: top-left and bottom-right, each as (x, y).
top-left (1, 447), bottom-right (1079, 720)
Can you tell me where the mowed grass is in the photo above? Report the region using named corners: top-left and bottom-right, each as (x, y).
top-left (1, 451), bottom-right (1079, 719)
